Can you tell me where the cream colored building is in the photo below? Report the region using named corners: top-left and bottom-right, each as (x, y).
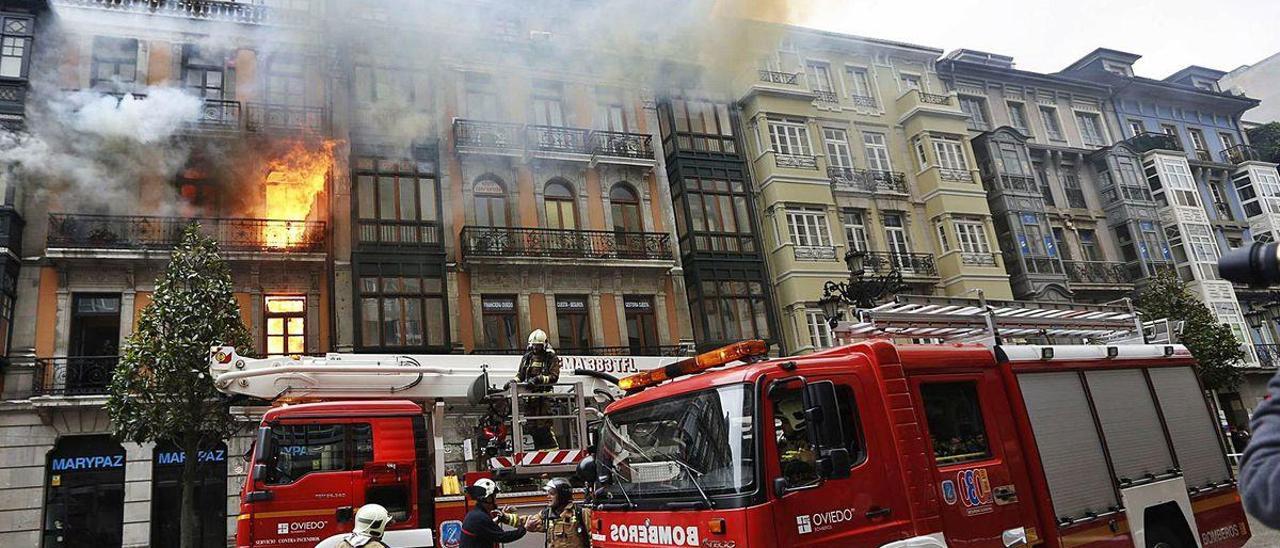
top-left (734, 25), bottom-right (1012, 354)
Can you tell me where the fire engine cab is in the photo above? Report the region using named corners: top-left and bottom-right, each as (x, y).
top-left (211, 296), bottom-right (1251, 548)
top-left (582, 298), bottom-right (1250, 548)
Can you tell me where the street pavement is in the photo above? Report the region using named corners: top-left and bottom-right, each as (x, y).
top-left (1246, 513), bottom-right (1280, 547)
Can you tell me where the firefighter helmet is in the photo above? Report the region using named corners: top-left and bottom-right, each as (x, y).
top-left (467, 477), bottom-right (500, 501)
top-left (545, 477), bottom-right (573, 507)
top-left (351, 503), bottom-right (391, 538)
top-left (528, 329), bottom-right (548, 347)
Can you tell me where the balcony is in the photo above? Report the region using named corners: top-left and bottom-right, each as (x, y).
top-left (31, 356), bottom-right (119, 397)
top-left (1193, 149), bottom-right (1213, 163)
top-left (1101, 184), bottom-right (1154, 204)
top-left (918, 92), bottom-right (953, 106)
top-left (1064, 188), bottom-right (1088, 209)
top-left (56, 0), bottom-right (299, 25)
top-left (1222, 144), bottom-right (1263, 165)
top-left (245, 103), bottom-right (326, 133)
top-left (356, 220), bottom-right (442, 249)
top-left (1125, 260), bottom-right (1176, 281)
top-left (47, 214), bottom-right (327, 255)
top-left (828, 167), bottom-right (908, 194)
top-left (793, 245), bottom-right (836, 262)
top-left (850, 95), bottom-right (877, 108)
top-left (960, 252), bottom-right (999, 267)
top-left (460, 226), bottom-right (673, 264)
top-left (812, 89), bottom-right (839, 104)
top-left (863, 251), bottom-right (938, 278)
top-left (1064, 260), bottom-right (1134, 286)
top-left (938, 168), bottom-right (973, 183)
top-left (758, 70), bottom-right (800, 85)
top-left (196, 98), bottom-right (241, 129)
top-left (1123, 132), bottom-right (1183, 154)
top-left (774, 153), bottom-right (818, 170)
top-left (1257, 344), bottom-right (1280, 368)
top-left (453, 119), bottom-right (655, 165)
top-left (1005, 255), bottom-right (1063, 277)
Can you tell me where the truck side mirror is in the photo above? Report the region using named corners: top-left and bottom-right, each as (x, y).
top-left (576, 455), bottom-right (598, 484)
top-left (252, 463), bottom-right (268, 482)
top-left (253, 426), bottom-right (275, 468)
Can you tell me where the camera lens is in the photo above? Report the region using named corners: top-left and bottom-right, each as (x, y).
top-left (1219, 242), bottom-right (1280, 286)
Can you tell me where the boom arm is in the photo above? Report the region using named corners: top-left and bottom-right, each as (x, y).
top-left (209, 346), bottom-right (681, 402)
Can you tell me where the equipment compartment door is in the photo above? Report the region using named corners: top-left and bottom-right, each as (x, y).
top-left (912, 373), bottom-right (1031, 547)
top-left (766, 372), bottom-right (910, 547)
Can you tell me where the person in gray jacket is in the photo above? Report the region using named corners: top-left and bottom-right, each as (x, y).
top-left (1241, 373), bottom-right (1280, 528)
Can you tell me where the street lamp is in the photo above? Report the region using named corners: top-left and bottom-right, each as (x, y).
top-left (819, 250), bottom-right (905, 329)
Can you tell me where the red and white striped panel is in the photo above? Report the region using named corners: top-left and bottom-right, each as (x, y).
top-left (488, 449), bottom-right (585, 469)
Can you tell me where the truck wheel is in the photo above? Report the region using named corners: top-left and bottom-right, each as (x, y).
top-left (1145, 524), bottom-right (1186, 548)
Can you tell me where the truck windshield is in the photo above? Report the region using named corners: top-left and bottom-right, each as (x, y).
top-left (597, 384), bottom-right (755, 503)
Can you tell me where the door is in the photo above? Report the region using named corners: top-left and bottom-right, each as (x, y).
top-left (913, 374), bottom-right (1031, 547)
top-left (624, 296), bottom-right (659, 354)
top-left (249, 421), bottom-right (368, 545)
top-left (882, 213), bottom-right (914, 273)
top-left (68, 294), bottom-right (121, 394)
top-left (151, 441), bottom-right (228, 548)
top-left (767, 373), bottom-right (911, 547)
top-left (44, 436), bottom-right (126, 548)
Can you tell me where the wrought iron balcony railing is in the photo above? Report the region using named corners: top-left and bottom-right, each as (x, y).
top-left (828, 167), bottom-right (908, 194)
top-left (775, 153), bottom-right (818, 170)
top-left (48, 214), bottom-right (327, 253)
top-left (245, 103), bottom-right (325, 133)
top-left (0, 81), bottom-right (27, 105)
top-left (850, 95), bottom-right (877, 108)
top-left (1064, 260), bottom-right (1134, 285)
top-left (453, 119), bottom-right (655, 162)
top-left (1193, 149), bottom-right (1213, 163)
top-left (589, 131), bottom-right (654, 159)
top-left (527, 125), bottom-right (589, 154)
top-left (197, 98), bottom-right (240, 128)
top-left (758, 70), bottom-right (799, 85)
top-left (461, 226), bottom-right (673, 262)
top-left (863, 251), bottom-right (938, 277)
top-left (938, 168), bottom-right (972, 182)
top-left (56, 0), bottom-right (276, 22)
top-left (356, 220), bottom-right (442, 248)
top-left (1123, 131), bottom-right (1183, 154)
top-left (1222, 144), bottom-right (1262, 164)
top-left (961, 252), bottom-right (999, 266)
top-left (1101, 184), bottom-right (1154, 203)
top-left (812, 89), bottom-right (839, 103)
top-left (1006, 255), bottom-right (1064, 276)
top-left (31, 356), bottom-right (119, 397)
top-left (794, 245), bottom-right (837, 261)
top-left (1256, 344), bottom-right (1280, 368)
top-left (918, 92), bottom-right (952, 105)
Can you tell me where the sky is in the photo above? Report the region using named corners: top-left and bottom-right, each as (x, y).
top-left (781, 0), bottom-right (1280, 78)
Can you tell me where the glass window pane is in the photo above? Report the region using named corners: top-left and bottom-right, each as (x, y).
top-left (360, 277), bottom-right (379, 294)
top-left (425, 297), bottom-right (444, 346)
top-left (267, 336), bottom-right (283, 355)
top-left (287, 336), bottom-right (304, 354)
top-left (402, 277), bottom-right (422, 293)
top-left (267, 318), bottom-right (284, 335)
top-left (382, 277), bottom-right (401, 293)
top-left (287, 317), bottom-right (305, 335)
top-left (921, 382), bottom-right (991, 464)
top-left (404, 298), bottom-right (424, 346)
top-left (357, 176), bottom-right (376, 219)
top-left (419, 178), bottom-right (437, 222)
top-left (378, 177), bottom-right (396, 220)
top-left (383, 299), bottom-right (403, 346)
top-left (361, 298), bottom-right (380, 346)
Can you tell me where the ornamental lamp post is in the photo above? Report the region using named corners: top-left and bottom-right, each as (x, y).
top-left (820, 249), bottom-right (905, 329)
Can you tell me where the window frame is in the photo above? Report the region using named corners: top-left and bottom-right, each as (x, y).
top-left (357, 263), bottom-right (447, 351)
top-left (841, 209), bottom-right (869, 252)
top-left (1007, 101), bottom-right (1029, 132)
top-left (953, 217), bottom-right (992, 254)
top-left (1075, 111), bottom-right (1106, 146)
top-left (920, 380), bottom-right (994, 465)
top-left (806, 310), bottom-right (833, 349)
top-left (1039, 105), bottom-right (1064, 140)
top-left (480, 295), bottom-right (520, 351)
top-left (768, 118), bottom-right (813, 157)
top-left (822, 127), bottom-right (853, 169)
top-left (932, 135), bottom-right (969, 171)
top-left (785, 207), bottom-right (833, 248)
top-left (0, 15), bottom-right (32, 79)
top-left (264, 422), bottom-right (374, 486)
top-left (862, 132), bottom-right (893, 172)
top-left (90, 36), bottom-right (138, 88)
top-left (959, 95), bottom-right (989, 130)
top-left (264, 295), bottom-right (306, 356)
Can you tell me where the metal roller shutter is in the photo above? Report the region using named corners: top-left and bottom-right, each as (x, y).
top-left (1084, 369), bottom-right (1175, 482)
top-left (1017, 371), bottom-right (1117, 520)
top-left (1147, 366), bottom-right (1231, 489)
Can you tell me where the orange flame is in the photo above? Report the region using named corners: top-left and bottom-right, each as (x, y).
top-left (263, 142), bottom-right (335, 249)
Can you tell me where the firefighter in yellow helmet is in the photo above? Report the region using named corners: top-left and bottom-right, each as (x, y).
top-left (517, 329), bottom-right (561, 450)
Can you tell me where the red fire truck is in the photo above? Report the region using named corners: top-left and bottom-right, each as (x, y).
top-left (212, 298), bottom-right (1251, 548)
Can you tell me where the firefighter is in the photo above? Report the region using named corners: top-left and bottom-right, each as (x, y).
top-left (462, 478), bottom-right (535, 548)
top-left (517, 329), bottom-right (562, 450)
top-left (526, 478), bottom-right (589, 548)
top-left (336, 504), bottom-right (392, 548)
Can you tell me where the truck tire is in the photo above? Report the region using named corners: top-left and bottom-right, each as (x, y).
top-left (1145, 524), bottom-right (1187, 548)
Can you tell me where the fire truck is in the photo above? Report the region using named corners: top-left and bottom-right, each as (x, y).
top-left (212, 297), bottom-right (1251, 548)
top-left (209, 347), bottom-right (688, 547)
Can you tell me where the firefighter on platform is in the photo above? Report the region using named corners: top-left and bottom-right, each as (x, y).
top-left (516, 329), bottom-right (562, 450)
top-left (336, 504), bottom-right (392, 548)
top-left (526, 478), bottom-right (590, 548)
top-left (462, 478), bottom-right (538, 548)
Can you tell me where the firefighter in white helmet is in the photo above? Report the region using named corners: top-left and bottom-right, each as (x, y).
top-left (516, 329), bottom-right (562, 449)
top-left (336, 504), bottom-right (391, 548)
top-left (461, 478), bottom-right (537, 548)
